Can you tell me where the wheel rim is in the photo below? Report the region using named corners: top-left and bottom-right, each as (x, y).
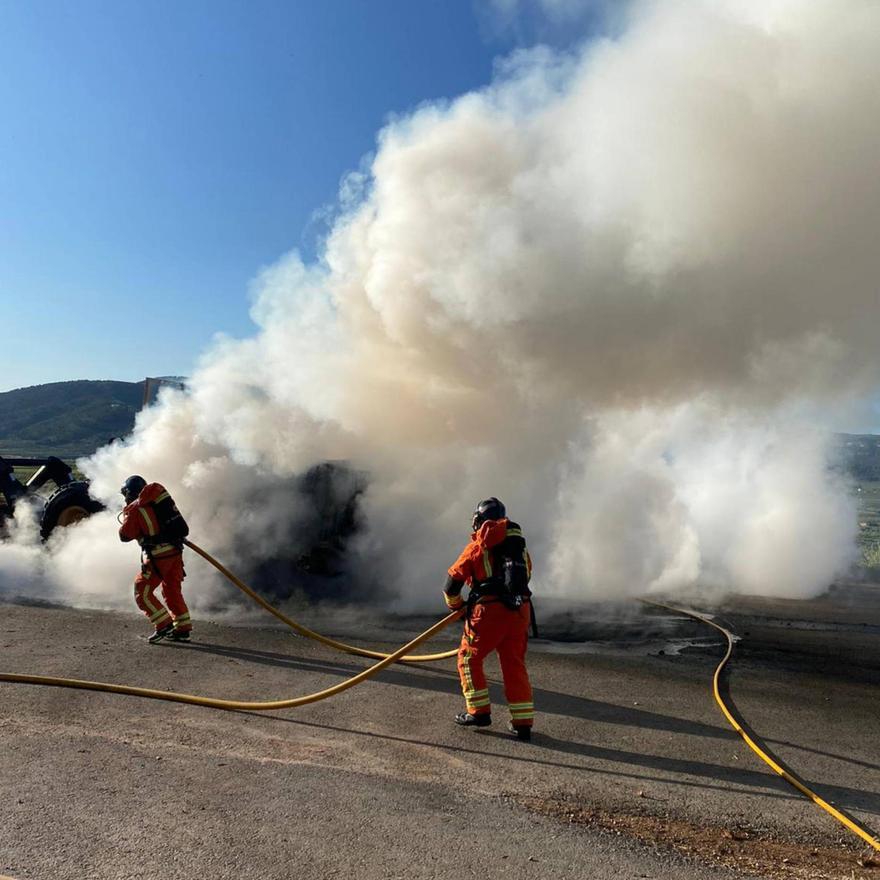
top-left (56, 506), bottom-right (90, 527)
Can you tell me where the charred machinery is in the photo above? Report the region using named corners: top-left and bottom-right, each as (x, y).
top-left (0, 455), bottom-right (105, 539)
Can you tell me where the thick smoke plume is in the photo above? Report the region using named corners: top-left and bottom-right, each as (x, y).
top-left (5, 0), bottom-right (879, 612)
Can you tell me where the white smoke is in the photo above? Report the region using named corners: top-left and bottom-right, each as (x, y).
top-left (4, 0), bottom-right (878, 613)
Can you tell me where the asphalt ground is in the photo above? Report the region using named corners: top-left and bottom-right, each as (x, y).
top-left (0, 587), bottom-right (878, 880)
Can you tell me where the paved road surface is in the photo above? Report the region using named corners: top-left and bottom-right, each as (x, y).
top-left (0, 595), bottom-right (877, 879)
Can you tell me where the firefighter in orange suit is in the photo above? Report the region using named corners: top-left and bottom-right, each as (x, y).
top-left (118, 475), bottom-right (192, 644)
top-left (443, 497), bottom-right (535, 741)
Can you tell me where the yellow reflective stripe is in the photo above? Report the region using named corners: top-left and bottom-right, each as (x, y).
top-left (508, 702), bottom-right (533, 710)
top-left (461, 662), bottom-right (490, 711)
top-left (140, 585), bottom-right (171, 624)
top-left (151, 543), bottom-right (176, 555)
top-left (155, 491), bottom-right (170, 502)
top-left (138, 507), bottom-right (157, 536)
top-left (482, 549), bottom-right (492, 578)
top-left (506, 528), bottom-right (523, 538)
top-left (461, 652), bottom-right (475, 696)
top-left (140, 585), bottom-right (159, 614)
top-left (464, 681), bottom-right (490, 710)
top-left (175, 613), bottom-right (191, 624)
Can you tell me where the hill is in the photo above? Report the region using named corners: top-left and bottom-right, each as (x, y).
top-left (838, 434), bottom-right (880, 482)
top-left (0, 380), bottom-right (144, 458)
top-left (2, 379), bottom-right (880, 477)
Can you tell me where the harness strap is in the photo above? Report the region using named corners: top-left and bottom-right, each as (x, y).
top-left (465, 592), bottom-right (535, 635)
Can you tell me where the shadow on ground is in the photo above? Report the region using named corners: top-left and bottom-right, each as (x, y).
top-left (169, 639), bottom-right (880, 820)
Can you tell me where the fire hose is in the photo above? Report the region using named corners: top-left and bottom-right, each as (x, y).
top-left (182, 539), bottom-right (458, 662)
top-left (644, 600), bottom-right (880, 853)
top-left (0, 541), bottom-right (876, 852)
top-left (0, 537), bottom-right (460, 711)
top-left (0, 611), bottom-right (458, 711)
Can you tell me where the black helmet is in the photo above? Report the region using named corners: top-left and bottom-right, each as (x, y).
top-left (121, 475), bottom-right (146, 504)
top-left (472, 497), bottom-right (506, 531)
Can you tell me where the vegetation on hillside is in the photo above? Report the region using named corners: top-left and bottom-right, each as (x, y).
top-left (0, 380), bottom-right (143, 458)
top-left (837, 434), bottom-right (880, 482)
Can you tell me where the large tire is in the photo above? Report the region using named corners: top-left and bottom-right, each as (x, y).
top-left (40, 482), bottom-right (104, 539)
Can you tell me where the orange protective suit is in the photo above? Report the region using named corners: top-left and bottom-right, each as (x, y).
top-left (119, 483), bottom-right (191, 635)
top-left (444, 518), bottom-right (534, 728)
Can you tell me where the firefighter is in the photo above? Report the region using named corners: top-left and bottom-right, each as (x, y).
top-left (118, 475), bottom-right (192, 644)
top-left (443, 497), bottom-right (535, 741)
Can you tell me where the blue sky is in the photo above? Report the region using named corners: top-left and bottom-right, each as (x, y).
top-left (0, 0), bottom-right (603, 392)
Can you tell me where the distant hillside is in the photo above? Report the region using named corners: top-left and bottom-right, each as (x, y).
top-left (3, 380), bottom-right (880, 477)
top-left (0, 380), bottom-right (144, 459)
top-left (838, 434), bottom-right (880, 483)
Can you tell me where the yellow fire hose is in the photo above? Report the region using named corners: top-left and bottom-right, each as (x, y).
top-left (0, 538), bottom-right (460, 711)
top-left (183, 539), bottom-right (458, 662)
top-left (644, 600), bottom-right (880, 852)
top-left (3, 536), bottom-right (875, 852)
top-left (0, 610), bottom-right (459, 711)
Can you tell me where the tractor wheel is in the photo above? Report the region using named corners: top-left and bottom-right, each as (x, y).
top-left (40, 482), bottom-right (104, 539)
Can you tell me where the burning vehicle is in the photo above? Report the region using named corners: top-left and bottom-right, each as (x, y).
top-left (0, 453), bottom-right (365, 582)
top-left (0, 454), bottom-right (105, 539)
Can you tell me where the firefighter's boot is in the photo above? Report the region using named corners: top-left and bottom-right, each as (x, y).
top-left (148, 624), bottom-right (174, 644)
top-left (455, 712), bottom-right (491, 728)
top-left (507, 721), bottom-right (531, 741)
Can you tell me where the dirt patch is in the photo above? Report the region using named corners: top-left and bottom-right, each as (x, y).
top-left (517, 794), bottom-right (880, 879)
